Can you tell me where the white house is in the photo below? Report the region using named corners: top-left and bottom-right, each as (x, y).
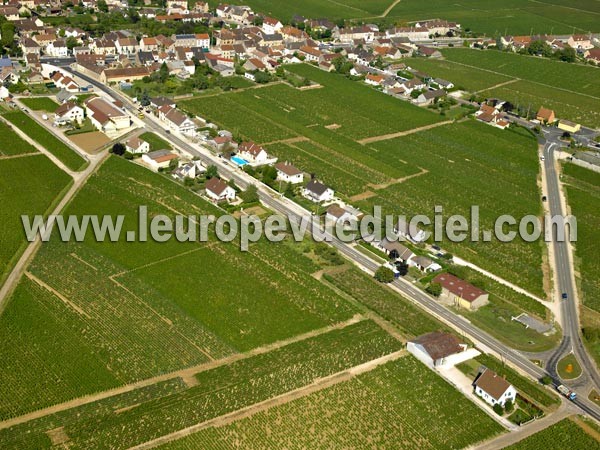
top-left (394, 217), bottom-right (427, 243)
top-left (46, 40), bottom-right (68, 57)
top-left (205, 177), bottom-right (236, 202)
top-left (325, 204), bottom-right (359, 228)
top-left (159, 106), bottom-right (196, 136)
top-left (54, 101), bottom-right (84, 125)
top-left (407, 331), bottom-right (473, 369)
top-left (474, 368), bottom-right (517, 407)
top-left (126, 135), bottom-right (150, 154)
top-left (303, 180), bottom-right (334, 203)
top-left (262, 16), bottom-right (283, 35)
top-left (142, 150), bottom-right (178, 170)
top-left (237, 141), bottom-right (269, 164)
top-left (172, 161), bottom-right (204, 181)
top-left (275, 161), bottom-right (303, 184)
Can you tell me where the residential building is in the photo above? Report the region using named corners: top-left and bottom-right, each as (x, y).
top-left (303, 180), bottom-right (334, 203)
top-left (142, 150), bottom-right (178, 170)
top-left (536, 107), bottom-right (556, 124)
top-left (126, 136), bottom-right (150, 154)
top-left (54, 101), bottom-right (84, 125)
top-left (473, 368), bottom-right (517, 407)
top-left (237, 141), bottom-right (269, 164)
top-left (205, 177), bottom-right (236, 202)
top-left (407, 332), bottom-right (470, 369)
top-left (84, 96), bottom-right (130, 132)
top-left (275, 161), bottom-right (303, 184)
top-left (159, 106), bottom-right (196, 135)
top-left (432, 273), bottom-right (489, 310)
top-left (378, 238), bottom-right (414, 262)
top-left (394, 217), bottom-right (427, 243)
top-left (558, 119), bottom-right (581, 134)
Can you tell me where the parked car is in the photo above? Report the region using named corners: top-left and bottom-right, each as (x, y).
top-left (562, 293), bottom-right (568, 299)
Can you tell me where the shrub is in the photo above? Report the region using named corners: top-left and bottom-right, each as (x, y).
top-left (426, 282), bottom-right (442, 297)
top-left (375, 266), bottom-right (395, 284)
top-left (493, 403), bottom-right (504, 415)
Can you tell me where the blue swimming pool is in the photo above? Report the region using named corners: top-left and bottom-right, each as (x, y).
top-left (231, 156), bottom-right (249, 166)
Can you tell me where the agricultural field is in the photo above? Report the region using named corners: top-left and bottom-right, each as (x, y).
top-left (226, 0), bottom-right (394, 20)
top-left (2, 111), bottom-right (88, 171)
top-left (19, 97), bottom-right (59, 112)
top-left (0, 320), bottom-right (402, 449)
top-left (323, 266), bottom-right (446, 337)
top-left (504, 417), bottom-right (600, 449)
top-left (139, 132), bottom-right (173, 151)
top-left (0, 156), bottom-right (358, 418)
top-left (159, 357), bottom-right (503, 450)
top-left (386, 0), bottom-right (600, 35)
top-left (0, 121), bottom-right (38, 156)
top-left (0, 155), bottom-right (71, 286)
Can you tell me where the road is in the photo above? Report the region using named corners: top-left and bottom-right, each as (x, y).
top-left (542, 128), bottom-right (600, 393)
top-left (71, 68), bottom-right (600, 422)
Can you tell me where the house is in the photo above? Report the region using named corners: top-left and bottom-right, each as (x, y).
top-left (410, 255), bottom-right (441, 273)
top-left (172, 161), bottom-right (204, 181)
top-left (365, 74), bottom-right (385, 86)
top-left (0, 6), bottom-right (19, 20)
top-left (125, 136), bottom-right (150, 154)
top-left (205, 177), bottom-right (236, 202)
top-left (584, 48), bottom-right (600, 65)
top-left (140, 37), bottom-right (159, 52)
top-left (150, 96), bottom-right (176, 109)
top-left (142, 150), bottom-right (178, 170)
top-left (54, 101), bottom-right (84, 125)
top-left (475, 103), bottom-right (510, 130)
top-left (473, 368), bottom-right (517, 407)
top-left (237, 141), bottom-right (269, 164)
top-left (299, 45), bottom-right (322, 62)
top-left (557, 119), bottom-right (581, 134)
top-left (407, 332), bottom-right (469, 369)
top-left (394, 217), bottom-right (427, 243)
top-left (46, 40), bottom-right (68, 57)
top-left (84, 96), bottom-right (130, 132)
top-left (160, 106), bottom-right (196, 135)
top-left (415, 89), bottom-right (446, 106)
top-left (100, 67), bottom-right (151, 84)
top-left (262, 16), bottom-right (283, 35)
top-left (275, 161), bottom-right (303, 184)
top-left (536, 107), bottom-right (556, 124)
top-left (432, 273), bottom-right (489, 310)
top-left (325, 204), bottom-right (359, 227)
top-left (567, 34), bottom-right (594, 50)
top-left (303, 180), bottom-right (334, 203)
top-left (207, 135), bottom-right (235, 152)
top-left (432, 78), bottom-right (454, 89)
top-left (378, 238), bottom-right (414, 262)
top-left (417, 46), bottom-right (442, 58)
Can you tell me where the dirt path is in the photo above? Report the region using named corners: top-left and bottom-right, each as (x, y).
top-left (130, 350), bottom-right (407, 450)
top-left (368, 167), bottom-right (429, 190)
top-left (382, 0), bottom-right (401, 17)
top-left (476, 78), bottom-right (520, 93)
top-left (25, 272), bottom-right (91, 319)
top-left (357, 120), bottom-right (453, 145)
top-left (258, 136), bottom-right (309, 147)
top-left (0, 152), bottom-right (42, 161)
top-left (0, 315), bottom-right (364, 430)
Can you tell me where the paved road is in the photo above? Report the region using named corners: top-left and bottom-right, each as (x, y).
top-left (72, 69), bottom-right (600, 422)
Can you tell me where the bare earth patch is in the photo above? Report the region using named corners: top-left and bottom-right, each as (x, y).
top-left (68, 131), bottom-right (112, 154)
top-left (325, 124), bottom-right (341, 130)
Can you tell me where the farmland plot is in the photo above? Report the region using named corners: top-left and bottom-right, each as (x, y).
top-left (0, 121), bottom-right (38, 156)
top-left (159, 357), bottom-right (503, 450)
top-left (504, 418), bottom-right (600, 449)
top-left (0, 155), bottom-right (71, 284)
top-left (0, 320), bottom-right (401, 449)
top-left (19, 97), bottom-right (59, 112)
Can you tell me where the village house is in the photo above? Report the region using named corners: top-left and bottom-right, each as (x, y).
top-left (0, 6), bottom-right (20, 20)
top-left (45, 39), bottom-right (68, 57)
top-left (584, 48), bottom-right (600, 64)
top-left (54, 101), bottom-right (84, 125)
top-left (475, 103), bottom-right (510, 129)
top-left (536, 107), bottom-right (556, 124)
top-left (262, 16), bottom-right (283, 35)
top-left (365, 74), bottom-right (385, 87)
top-left (100, 67), bottom-right (152, 84)
top-left (410, 255), bottom-right (441, 273)
top-left (325, 204), bottom-right (359, 228)
top-left (417, 46), bottom-right (442, 58)
top-left (115, 37), bottom-right (139, 55)
top-left (473, 368), bottom-right (517, 407)
top-left (84, 96), bottom-right (130, 132)
top-left (407, 332), bottom-right (471, 369)
top-left (378, 238), bottom-right (415, 263)
top-left (172, 161), bottom-right (205, 181)
top-left (275, 161), bottom-right (304, 184)
top-left (394, 217), bottom-right (427, 243)
top-left (299, 45), bottom-right (322, 62)
top-left (205, 177), bottom-right (236, 202)
top-left (142, 150), bottom-right (178, 170)
top-left (51, 72), bottom-right (80, 92)
top-left (159, 106), bottom-right (196, 136)
top-left (558, 119), bottom-right (581, 134)
top-left (567, 34), bottom-right (594, 50)
top-left (415, 89), bottom-right (446, 106)
top-left (303, 180), bottom-right (334, 203)
top-left (432, 273), bottom-right (489, 310)
top-left (237, 141), bottom-right (270, 164)
top-left (126, 136), bottom-right (150, 154)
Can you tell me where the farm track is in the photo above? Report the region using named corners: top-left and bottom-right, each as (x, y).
top-left (476, 78), bottom-right (521, 93)
top-left (25, 272), bottom-right (91, 319)
top-left (258, 136), bottom-right (309, 146)
top-left (356, 120), bottom-right (453, 144)
top-left (0, 315), bottom-right (365, 431)
top-left (129, 350), bottom-right (408, 450)
top-left (186, 81), bottom-right (285, 100)
top-left (367, 167), bottom-right (429, 190)
top-left (0, 153), bottom-right (41, 160)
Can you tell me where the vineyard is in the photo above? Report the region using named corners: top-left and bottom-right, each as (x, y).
top-left (504, 418), bottom-right (600, 449)
top-left (138, 132), bottom-right (173, 151)
top-left (0, 320), bottom-right (402, 449)
top-left (0, 156), bottom-right (358, 418)
top-left (0, 121), bottom-right (38, 156)
top-left (323, 266), bottom-right (446, 337)
top-left (2, 110), bottom-right (88, 171)
top-left (158, 357), bottom-right (503, 450)
top-left (0, 155), bottom-right (71, 285)
top-left (19, 97), bottom-right (59, 112)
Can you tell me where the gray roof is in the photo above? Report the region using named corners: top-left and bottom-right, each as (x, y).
top-left (305, 179), bottom-right (330, 196)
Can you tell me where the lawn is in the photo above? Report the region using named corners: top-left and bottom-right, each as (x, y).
top-left (139, 131), bottom-right (173, 151)
top-left (2, 111), bottom-right (88, 171)
top-left (0, 320), bottom-right (402, 448)
top-left (19, 97), bottom-right (59, 112)
top-left (557, 353), bottom-right (582, 380)
top-left (386, 0), bottom-right (600, 35)
top-left (504, 418), bottom-right (600, 449)
top-left (0, 120), bottom-right (38, 156)
top-left (0, 156), bottom-right (358, 418)
top-left (159, 357), bottom-right (504, 450)
top-left (0, 155), bottom-right (71, 286)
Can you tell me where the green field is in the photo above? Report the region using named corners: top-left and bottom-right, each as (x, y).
top-left (386, 0), bottom-right (600, 35)
top-left (0, 155), bottom-right (71, 286)
top-left (19, 97), bottom-right (59, 112)
top-left (324, 266), bottom-right (446, 337)
top-left (0, 121), bottom-right (38, 156)
top-left (2, 111), bottom-right (88, 171)
top-left (139, 131), bottom-right (173, 151)
top-left (159, 357), bottom-right (503, 450)
top-left (0, 156), bottom-right (358, 418)
top-left (562, 163), bottom-right (600, 313)
top-left (0, 320), bottom-right (401, 448)
top-left (504, 418), bottom-right (600, 449)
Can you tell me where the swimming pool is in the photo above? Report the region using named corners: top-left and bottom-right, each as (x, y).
top-left (231, 156), bottom-right (249, 166)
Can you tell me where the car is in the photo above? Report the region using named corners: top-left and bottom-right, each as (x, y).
top-left (165, 130), bottom-right (170, 134)
top-left (540, 155), bottom-right (545, 161)
top-left (542, 195), bottom-right (547, 202)
top-left (432, 245), bottom-right (441, 251)
top-left (436, 252), bottom-right (444, 258)
top-left (561, 293), bottom-right (568, 299)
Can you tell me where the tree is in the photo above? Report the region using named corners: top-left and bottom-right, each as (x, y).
top-left (97, 0), bottom-right (108, 12)
top-left (396, 261), bottom-right (409, 276)
top-left (504, 399), bottom-right (514, 413)
top-left (254, 70), bottom-right (272, 84)
top-left (556, 45), bottom-right (576, 63)
top-left (374, 266), bottom-right (395, 283)
top-left (0, 22), bottom-right (16, 51)
top-left (540, 375), bottom-right (553, 385)
top-left (66, 36), bottom-right (78, 51)
top-left (111, 142), bottom-right (126, 156)
top-left (241, 184), bottom-right (258, 203)
top-left (426, 282), bottom-right (442, 297)
top-left (261, 165), bottom-right (277, 185)
top-left (493, 403), bottom-right (504, 415)
top-left (205, 164), bottom-right (218, 179)
top-left (158, 62), bottom-right (169, 83)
